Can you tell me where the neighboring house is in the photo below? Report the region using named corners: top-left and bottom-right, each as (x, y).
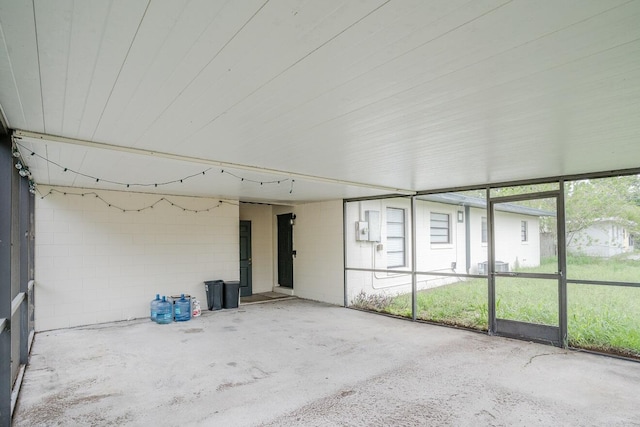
top-left (567, 219), bottom-right (635, 257)
top-left (346, 194), bottom-right (553, 300)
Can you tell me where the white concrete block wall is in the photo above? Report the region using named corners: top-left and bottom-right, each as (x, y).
top-left (239, 203), bottom-right (273, 293)
top-left (35, 186), bottom-right (239, 331)
top-left (292, 200), bottom-right (344, 306)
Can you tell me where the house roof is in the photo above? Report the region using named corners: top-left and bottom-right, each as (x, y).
top-left (1, 1), bottom-right (639, 203)
top-left (418, 193), bottom-right (555, 217)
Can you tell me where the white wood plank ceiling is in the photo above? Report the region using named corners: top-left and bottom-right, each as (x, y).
top-left (1, 0), bottom-right (639, 202)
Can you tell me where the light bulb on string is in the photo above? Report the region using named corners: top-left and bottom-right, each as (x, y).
top-left (14, 142), bottom-right (291, 194)
top-left (40, 188), bottom-right (236, 213)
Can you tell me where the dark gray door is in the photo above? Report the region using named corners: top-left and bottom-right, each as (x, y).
top-left (239, 221), bottom-right (252, 297)
top-left (277, 213), bottom-right (294, 288)
top-left (489, 192), bottom-right (565, 346)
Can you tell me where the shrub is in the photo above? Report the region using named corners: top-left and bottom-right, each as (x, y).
top-left (350, 290), bottom-right (393, 312)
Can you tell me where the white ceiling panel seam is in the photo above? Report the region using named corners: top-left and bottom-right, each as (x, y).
top-left (131, 0), bottom-right (270, 148)
top-left (89, 0), bottom-right (151, 141)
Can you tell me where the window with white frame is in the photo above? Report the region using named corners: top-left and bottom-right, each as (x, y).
top-left (521, 220), bottom-right (528, 242)
top-left (430, 212), bottom-right (450, 244)
top-left (481, 216), bottom-right (487, 243)
top-left (386, 207), bottom-right (405, 268)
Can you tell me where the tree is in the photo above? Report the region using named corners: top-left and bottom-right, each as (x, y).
top-left (564, 175), bottom-right (640, 248)
top-left (455, 175), bottom-right (640, 251)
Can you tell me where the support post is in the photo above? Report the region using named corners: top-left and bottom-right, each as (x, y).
top-left (19, 177), bottom-right (29, 365)
top-left (411, 196), bottom-right (417, 321)
top-left (343, 200), bottom-right (348, 307)
top-left (0, 133), bottom-right (13, 426)
top-left (464, 205), bottom-right (471, 274)
top-left (558, 180), bottom-right (568, 347)
top-left (487, 188), bottom-right (496, 335)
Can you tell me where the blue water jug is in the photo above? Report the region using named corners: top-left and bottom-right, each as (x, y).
top-left (156, 296), bottom-right (172, 324)
top-left (150, 294), bottom-right (161, 322)
top-left (174, 294), bottom-right (191, 322)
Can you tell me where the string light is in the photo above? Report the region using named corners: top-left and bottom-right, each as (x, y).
top-left (38, 188), bottom-right (238, 213)
top-left (220, 169), bottom-right (289, 186)
top-left (9, 140), bottom-right (37, 194)
top-left (13, 141), bottom-right (295, 194)
top-left (15, 141), bottom-right (212, 188)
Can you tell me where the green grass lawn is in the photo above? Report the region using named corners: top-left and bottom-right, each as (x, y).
top-left (352, 255), bottom-right (640, 358)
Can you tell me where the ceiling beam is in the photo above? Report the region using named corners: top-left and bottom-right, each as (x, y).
top-left (13, 129), bottom-right (416, 196)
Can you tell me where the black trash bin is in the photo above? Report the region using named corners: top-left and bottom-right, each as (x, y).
top-left (204, 280), bottom-right (224, 310)
top-left (223, 281), bottom-right (240, 309)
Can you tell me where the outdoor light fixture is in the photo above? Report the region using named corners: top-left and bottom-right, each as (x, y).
top-left (290, 214), bottom-right (297, 225)
top-left (10, 138), bottom-right (37, 194)
top-left (28, 179), bottom-right (36, 194)
top-left (457, 210), bottom-right (464, 223)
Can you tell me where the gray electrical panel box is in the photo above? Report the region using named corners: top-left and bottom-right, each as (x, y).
top-left (355, 221), bottom-right (369, 241)
top-left (365, 210), bottom-right (381, 242)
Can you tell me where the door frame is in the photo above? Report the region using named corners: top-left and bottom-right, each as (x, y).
top-left (239, 220), bottom-right (252, 297)
top-left (488, 189), bottom-right (567, 347)
top-left (277, 213), bottom-right (294, 288)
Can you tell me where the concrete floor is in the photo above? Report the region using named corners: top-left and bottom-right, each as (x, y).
top-left (13, 299), bottom-right (640, 426)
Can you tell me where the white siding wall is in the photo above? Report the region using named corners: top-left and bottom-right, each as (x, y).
top-left (35, 186), bottom-right (239, 331)
top-left (345, 198), bottom-right (412, 271)
top-left (239, 203), bottom-right (273, 293)
top-left (415, 200), bottom-right (464, 273)
top-left (468, 207), bottom-right (489, 274)
top-left (493, 211), bottom-right (541, 269)
top-left (345, 198), bottom-right (543, 303)
top-left (292, 200), bottom-right (344, 306)
top-left (345, 198), bottom-right (413, 302)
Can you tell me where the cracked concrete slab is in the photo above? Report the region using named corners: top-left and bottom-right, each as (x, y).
top-left (13, 299), bottom-right (640, 426)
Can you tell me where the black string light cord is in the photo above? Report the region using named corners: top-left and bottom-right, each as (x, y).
top-left (220, 169), bottom-right (296, 194)
top-left (38, 188), bottom-right (239, 213)
top-left (15, 140), bottom-right (213, 187)
top-left (14, 141), bottom-right (295, 193)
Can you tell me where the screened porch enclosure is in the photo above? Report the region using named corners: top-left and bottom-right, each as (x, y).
top-left (345, 174), bottom-right (640, 359)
